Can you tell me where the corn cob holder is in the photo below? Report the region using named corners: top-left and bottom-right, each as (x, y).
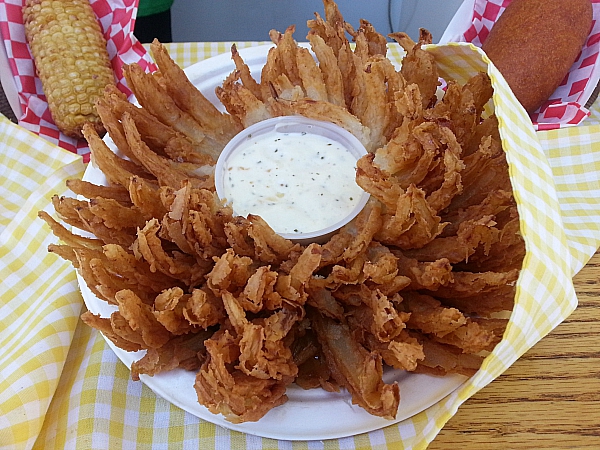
top-left (22, 0), bottom-right (116, 139)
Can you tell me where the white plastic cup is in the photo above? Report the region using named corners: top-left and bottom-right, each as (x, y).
top-left (214, 116), bottom-right (370, 245)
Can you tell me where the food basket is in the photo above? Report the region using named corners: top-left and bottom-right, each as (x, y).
top-left (0, 0), bottom-right (155, 160)
top-left (440, 0), bottom-right (600, 130)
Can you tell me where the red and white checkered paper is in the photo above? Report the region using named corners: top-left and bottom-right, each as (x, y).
top-left (455, 0), bottom-right (600, 131)
top-left (3, 0), bottom-right (599, 157)
top-left (0, 0), bottom-right (155, 162)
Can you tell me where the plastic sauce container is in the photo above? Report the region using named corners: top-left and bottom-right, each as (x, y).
top-left (214, 116), bottom-right (370, 245)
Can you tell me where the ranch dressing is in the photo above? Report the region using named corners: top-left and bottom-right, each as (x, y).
top-left (222, 130), bottom-right (364, 235)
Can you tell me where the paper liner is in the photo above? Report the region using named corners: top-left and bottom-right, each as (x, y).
top-left (411, 42), bottom-right (580, 446)
top-left (443, 0), bottom-right (600, 130)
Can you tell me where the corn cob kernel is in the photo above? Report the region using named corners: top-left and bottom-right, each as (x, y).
top-left (23, 0), bottom-right (116, 139)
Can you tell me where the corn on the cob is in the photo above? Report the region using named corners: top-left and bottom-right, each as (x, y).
top-left (22, 0), bottom-right (116, 139)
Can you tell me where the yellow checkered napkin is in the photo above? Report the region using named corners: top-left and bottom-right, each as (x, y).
top-left (1, 42), bottom-right (600, 450)
top-left (537, 124), bottom-right (600, 274)
top-left (0, 114), bottom-right (85, 449)
top-left (382, 42), bottom-right (587, 447)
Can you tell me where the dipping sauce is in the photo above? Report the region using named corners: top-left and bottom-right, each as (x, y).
top-left (221, 129), bottom-right (365, 235)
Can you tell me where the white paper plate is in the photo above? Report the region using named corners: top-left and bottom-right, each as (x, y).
top-left (79, 44), bottom-right (467, 441)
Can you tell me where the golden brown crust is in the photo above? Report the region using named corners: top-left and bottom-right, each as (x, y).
top-left (481, 0), bottom-right (593, 113)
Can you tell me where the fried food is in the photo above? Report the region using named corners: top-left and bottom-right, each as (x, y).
top-left (41, 0), bottom-right (525, 424)
top-left (481, 0), bottom-right (593, 113)
top-left (310, 309), bottom-right (400, 419)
